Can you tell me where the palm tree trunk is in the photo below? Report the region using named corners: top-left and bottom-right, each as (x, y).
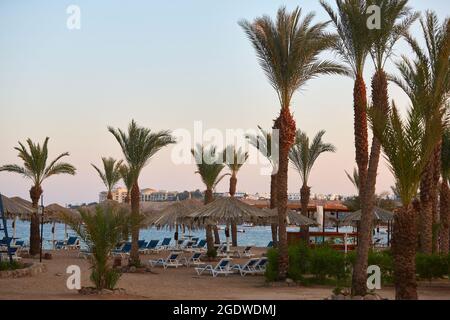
top-left (392, 204), bottom-right (418, 300)
top-left (431, 142), bottom-right (441, 253)
top-left (300, 184), bottom-right (310, 241)
top-left (440, 180), bottom-right (449, 254)
top-left (419, 158), bottom-right (435, 254)
top-left (275, 107), bottom-right (296, 279)
top-left (213, 226), bottom-right (221, 245)
top-left (270, 173), bottom-right (278, 247)
top-left (204, 189), bottom-right (215, 253)
top-left (129, 182), bottom-right (140, 265)
top-left (352, 70), bottom-right (387, 296)
top-left (107, 191), bottom-right (113, 200)
top-left (29, 185), bottom-right (43, 256)
top-left (229, 174), bottom-right (238, 246)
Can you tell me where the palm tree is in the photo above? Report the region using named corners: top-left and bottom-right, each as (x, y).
top-left (289, 130), bottom-right (336, 239)
top-left (440, 130), bottom-right (450, 254)
top-left (119, 164), bottom-right (134, 204)
top-left (247, 126), bottom-right (279, 247)
top-left (370, 100), bottom-right (441, 300)
top-left (91, 157), bottom-right (123, 200)
top-left (191, 145), bottom-right (229, 254)
top-left (361, 0), bottom-right (417, 294)
top-left (63, 205), bottom-right (135, 290)
top-left (391, 11), bottom-right (450, 254)
top-left (108, 120), bottom-right (175, 265)
top-left (240, 6), bottom-right (348, 279)
top-left (224, 145), bottom-right (249, 246)
top-left (0, 138), bottom-right (76, 255)
top-left (321, 0), bottom-right (376, 296)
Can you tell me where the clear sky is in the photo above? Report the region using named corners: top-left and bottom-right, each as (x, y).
top-left (0, 0), bottom-right (448, 205)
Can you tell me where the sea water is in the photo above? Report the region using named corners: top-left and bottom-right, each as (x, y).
top-left (4, 219), bottom-right (388, 249)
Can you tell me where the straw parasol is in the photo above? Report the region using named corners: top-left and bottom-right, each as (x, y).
top-left (186, 197), bottom-right (269, 226)
top-left (263, 208), bottom-right (318, 226)
top-left (0, 194), bottom-right (34, 239)
top-left (153, 199), bottom-right (203, 229)
top-left (339, 206), bottom-right (394, 226)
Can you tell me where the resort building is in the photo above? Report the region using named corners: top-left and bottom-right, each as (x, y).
top-left (99, 187), bottom-right (128, 203)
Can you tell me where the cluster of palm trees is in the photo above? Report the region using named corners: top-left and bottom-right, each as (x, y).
top-left (0, 0), bottom-right (447, 301)
top-left (240, 0), bottom-right (448, 300)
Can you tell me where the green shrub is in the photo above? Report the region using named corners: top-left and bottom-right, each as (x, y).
top-left (287, 242), bottom-right (310, 281)
top-left (0, 260), bottom-right (23, 271)
top-left (309, 245), bottom-right (348, 282)
top-left (265, 248), bottom-right (279, 282)
top-left (416, 253), bottom-right (448, 281)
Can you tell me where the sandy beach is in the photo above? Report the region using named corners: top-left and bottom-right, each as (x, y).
top-left (1, 248), bottom-right (450, 300)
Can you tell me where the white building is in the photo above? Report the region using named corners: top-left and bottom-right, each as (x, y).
top-left (288, 193), bottom-right (300, 201)
top-left (99, 187), bottom-right (128, 203)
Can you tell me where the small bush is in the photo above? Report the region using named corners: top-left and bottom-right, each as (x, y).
top-left (310, 245), bottom-right (347, 281)
top-left (265, 248), bottom-right (279, 282)
top-left (416, 253), bottom-right (448, 281)
top-left (0, 260), bottom-right (23, 271)
top-left (288, 242), bottom-right (310, 281)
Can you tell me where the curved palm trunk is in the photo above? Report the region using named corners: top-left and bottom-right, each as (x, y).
top-left (29, 185), bottom-right (43, 256)
top-left (204, 189), bottom-right (215, 253)
top-left (392, 205), bottom-right (418, 300)
top-left (229, 174), bottom-right (238, 246)
top-left (275, 107), bottom-right (296, 279)
top-left (299, 184), bottom-right (310, 241)
top-left (129, 182), bottom-right (140, 265)
top-left (440, 180), bottom-right (449, 254)
top-left (352, 70), bottom-right (386, 296)
top-left (270, 173), bottom-right (278, 247)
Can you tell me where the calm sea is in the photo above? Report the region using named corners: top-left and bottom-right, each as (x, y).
top-left (4, 219), bottom-right (388, 249)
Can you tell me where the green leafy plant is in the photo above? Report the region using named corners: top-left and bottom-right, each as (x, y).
top-left (0, 260), bottom-right (23, 271)
top-left (416, 253), bottom-right (449, 281)
top-left (63, 205), bottom-right (137, 290)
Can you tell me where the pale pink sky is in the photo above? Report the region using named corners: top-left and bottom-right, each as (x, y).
top-left (0, 0), bottom-right (447, 205)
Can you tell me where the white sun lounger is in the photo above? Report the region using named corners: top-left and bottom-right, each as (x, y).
top-left (182, 251), bottom-right (203, 267)
top-left (149, 252), bottom-right (183, 269)
top-left (195, 258), bottom-right (233, 277)
top-left (231, 257), bottom-right (260, 276)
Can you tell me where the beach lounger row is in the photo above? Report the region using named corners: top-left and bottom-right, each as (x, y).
top-left (194, 257), bottom-right (268, 277)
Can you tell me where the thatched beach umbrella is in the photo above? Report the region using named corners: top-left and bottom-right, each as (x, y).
top-left (186, 197), bottom-right (270, 255)
top-left (152, 199), bottom-right (203, 244)
top-left (44, 203), bottom-right (79, 248)
top-left (263, 208), bottom-right (318, 226)
top-left (339, 207), bottom-right (394, 226)
top-left (0, 194), bottom-right (34, 239)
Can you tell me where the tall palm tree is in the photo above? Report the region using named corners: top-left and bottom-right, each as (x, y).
top-left (359, 0), bottom-right (416, 295)
top-left (440, 130), bottom-right (450, 254)
top-left (247, 126), bottom-right (279, 246)
top-left (108, 120), bottom-right (175, 265)
top-left (370, 100), bottom-right (441, 300)
top-left (289, 130), bottom-right (336, 239)
top-left (191, 145), bottom-right (229, 253)
top-left (0, 138), bottom-right (76, 255)
top-left (119, 164), bottom-right (134, 204)
top-left (321, 0), bottom-right (377, 295)
top-left (240, 6), bottom-right (348, 279)
top-left (91, 157), bottom-right (123, 200)
top-left (224, 145), bottom-right (249, 246)
top-left (391, 11), bottom-right (450, 254)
